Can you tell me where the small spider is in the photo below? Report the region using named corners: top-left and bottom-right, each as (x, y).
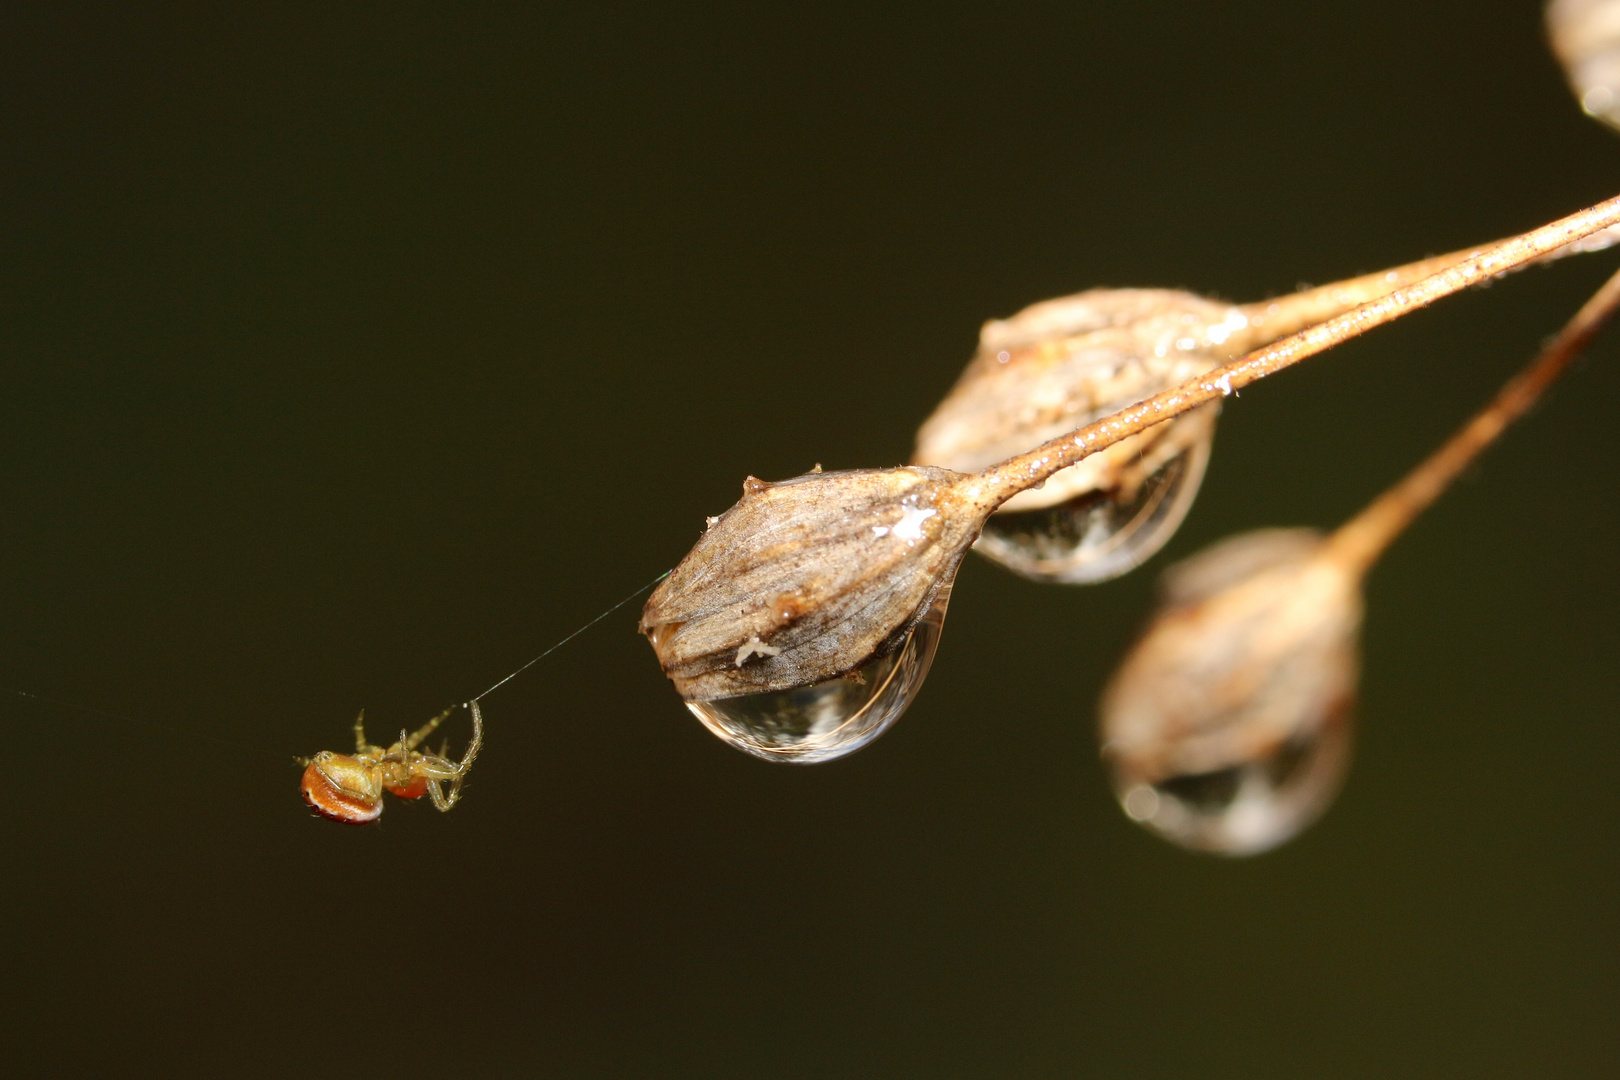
top-left (298, 701), bottom-right (483, 824)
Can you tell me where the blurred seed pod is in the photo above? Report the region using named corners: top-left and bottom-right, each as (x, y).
top-left (913, 289), bottom-right (1255, 583)
top-left (1098, 529), bottom-right (1361, 855)
top-left (1096, 258), bottom-right (1620, 852)
top-left (1549, 0), bottom-right (1620, 130)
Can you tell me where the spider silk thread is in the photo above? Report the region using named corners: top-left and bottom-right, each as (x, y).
top-left (0, 567), bottom-right (672, 760)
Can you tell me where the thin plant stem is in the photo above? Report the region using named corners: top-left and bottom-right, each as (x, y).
top-left (963, 191), bottom-right (1620, 510)
top-left (1326, 262), bottom-right (1620, 574)
top-left (1239, 227), bottom-right (1614, 343)
top-left (1240, 246), bottom-right (1496, 343)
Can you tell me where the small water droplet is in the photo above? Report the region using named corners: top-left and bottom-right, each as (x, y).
top-left (974, 431), bottom-right (1211, 583)
top-left (685, 595), bottom-right (948, 763)
top-left (1107, 708), bottom-right (1353, 855)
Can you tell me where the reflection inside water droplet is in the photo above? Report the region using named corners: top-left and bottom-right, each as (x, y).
top-left (975, 434), bottom-right (1211, 584)
top-left (685, 596), bottom-right (948, 764)
top-left (1108, 702), bottom-right (1353, 856)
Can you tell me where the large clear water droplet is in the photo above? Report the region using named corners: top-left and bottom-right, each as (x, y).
top-left (975, 432), bottom-right (1211, 584)
top-left (685, 595), bottom-right (947, 763)
top-left (1108, 703), bottom-right (1353, 856)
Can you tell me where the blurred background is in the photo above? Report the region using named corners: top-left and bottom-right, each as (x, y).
top-left (2, 2), bottom-right (1616, 1075)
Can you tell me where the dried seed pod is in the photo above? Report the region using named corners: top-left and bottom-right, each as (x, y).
top-left (641, 466), bottom-right (992, 762)
top-left (1099, 529), bottom-right (1361, 855)
top-left (908, 223), bottom-right (1620, 585)
top-left (1549, 0), bottom-right (1620, 130)
top-left (1096, 261), bottom-right (1620, 853)
top-left (913, 289), bottom-right (1254, 583)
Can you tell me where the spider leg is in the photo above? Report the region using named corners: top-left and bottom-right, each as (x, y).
top-left (426, 701), bottom-right (484, 812)
top-left (461, 700), bottom-right (484, 772)
top-left (353, 710), bottom-right (369, 752)
top-left (404, 706), bottom-right (457, 751)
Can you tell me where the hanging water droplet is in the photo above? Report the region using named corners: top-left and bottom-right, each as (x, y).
top-left (1111, 701), bottom-right (1353, 855)
top-left (974, 419), bottom-right (1212, 583)
top-left (684, 595), bottom-right (947, 763)
top-left (1099, 529), bottom-right (1362, 855)
top-left (914, 288), bottom-right (1248, 584)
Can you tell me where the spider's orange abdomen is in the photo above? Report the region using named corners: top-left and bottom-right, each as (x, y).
top-left (301, 753), bottom-right (383, 824)
top-left (384, 774), bottom-right (431, 800)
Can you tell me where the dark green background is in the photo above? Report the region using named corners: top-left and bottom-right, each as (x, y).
top-left (3, 2), bottom-right (1616, 1075)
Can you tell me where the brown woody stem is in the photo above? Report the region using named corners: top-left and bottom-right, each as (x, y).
top-left (1239, 246), bottom-right (1489, 344)
top-left (965, 191), bottom-right (1620, 510)
top-left (1326, 262), bottom-right (1620, 574)
top-left (1238, 226), bottom-right (1613, 344)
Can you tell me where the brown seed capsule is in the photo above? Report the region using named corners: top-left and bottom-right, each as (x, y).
top-left (1098, 529), bottom-right (1361, 855)
top-left (1549, 0), bottom-right (1620, 130)
top-left (641, 466), bottom-right (998, 761)
top-left (913, 289), bottom-right (1253, 583)
top-left (643, 466), bottom-right (990, 684)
